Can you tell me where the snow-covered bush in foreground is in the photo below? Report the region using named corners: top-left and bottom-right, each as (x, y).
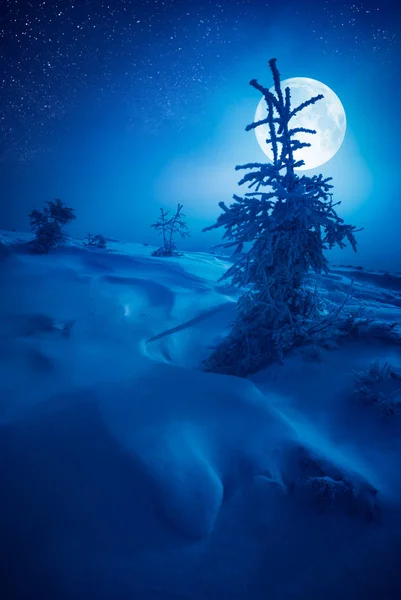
top-left (353, 360), bottom-right (401, 417)
top-left (202, 58), bottom-right (360, 376)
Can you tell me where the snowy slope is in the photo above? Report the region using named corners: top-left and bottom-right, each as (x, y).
top-left (1, 230), bottom-right (401, 600)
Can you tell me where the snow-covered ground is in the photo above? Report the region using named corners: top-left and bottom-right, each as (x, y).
top-left (1, 230), bottom-right (401, 600)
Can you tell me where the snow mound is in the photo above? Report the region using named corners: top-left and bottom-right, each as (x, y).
top-left (97, 363), bottom-right (382, 536)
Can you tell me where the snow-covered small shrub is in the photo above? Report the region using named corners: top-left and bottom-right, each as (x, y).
top-left (151, 204), bottom-right (190, 257)
top-left (303, 475), bottom-right (357, 509)
top-left (84, 233), bottom-right (107, 249)
top-left (29, 198), bottom-right (76, 253)
top-left (355, 360), bottom-right (394, 384)
top-left (302, 474), bottom-right (379, 521)
top-left (353, 360), bottom-right (401, 417)
top-left (285, 447), bottom-right (379, 521)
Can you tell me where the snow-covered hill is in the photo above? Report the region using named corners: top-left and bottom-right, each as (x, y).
top-left (1, 230), bottom-right (401, 600)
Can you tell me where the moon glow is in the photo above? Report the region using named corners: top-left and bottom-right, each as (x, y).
top-left (254, 77), bottom-right (347, 170)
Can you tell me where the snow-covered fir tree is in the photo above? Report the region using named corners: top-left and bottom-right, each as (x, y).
top-left (203, 58), bottom-right (361, 376)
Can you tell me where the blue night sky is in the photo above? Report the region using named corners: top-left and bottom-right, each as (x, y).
top-left (0, 0), bottom-right (400, 270)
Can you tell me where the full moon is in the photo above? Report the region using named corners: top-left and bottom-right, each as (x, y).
top-left (254, 77), bottom-right (346, 170)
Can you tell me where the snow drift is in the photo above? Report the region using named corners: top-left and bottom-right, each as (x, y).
top-left (1, 231), bottom-right (401, 599)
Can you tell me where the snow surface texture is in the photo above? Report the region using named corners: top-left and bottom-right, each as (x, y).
top-left (1, 231), bottom-right (401, 599)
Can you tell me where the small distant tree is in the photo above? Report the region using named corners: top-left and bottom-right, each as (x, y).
top-left (202, 58), bottom-right (361, 376)
top-left (83, 233), bottom-right (107, 249)
top-left (29, 198), bottom-right (76, 253)
top-left (151, 203), bottom-right (190, 257)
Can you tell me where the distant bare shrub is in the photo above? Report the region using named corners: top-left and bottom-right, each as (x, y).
top-left (84, 233), bottom-right (107, 249)
top-left (151, 203), bottom-right (190, 257)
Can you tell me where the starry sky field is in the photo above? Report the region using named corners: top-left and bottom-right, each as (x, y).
top-left (0, 0), bottom-right (400, 269)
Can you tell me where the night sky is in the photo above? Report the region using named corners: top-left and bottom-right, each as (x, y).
top-left (0, 0), bottom-right (400, 269)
